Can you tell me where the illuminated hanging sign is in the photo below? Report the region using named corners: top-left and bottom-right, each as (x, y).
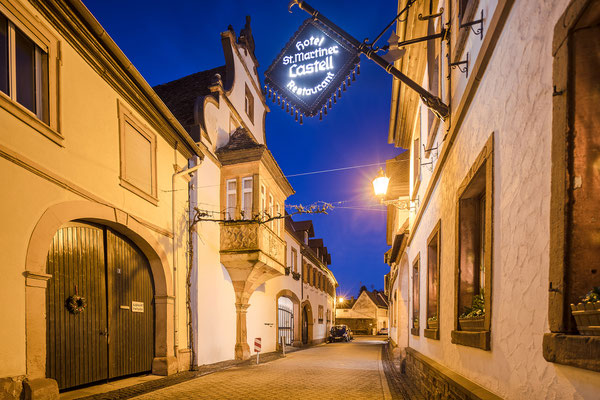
top-left (264, 18), bottom-right (360, 122)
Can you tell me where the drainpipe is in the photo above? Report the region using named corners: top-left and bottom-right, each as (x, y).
top-left (172, 161), bottom-right (202, 358)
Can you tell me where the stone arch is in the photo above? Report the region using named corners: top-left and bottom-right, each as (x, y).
top-left (301, 300), bottom-right (314, 345)
top-left (24, 200), bottom-right (175, 380)
top-left (275, 289), bottom-right (301, 348)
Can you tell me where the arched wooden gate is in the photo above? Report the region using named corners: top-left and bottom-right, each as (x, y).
top-left (46, 222), bottom-right (155, 390)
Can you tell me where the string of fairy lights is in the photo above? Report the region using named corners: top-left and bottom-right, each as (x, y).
top-left (172, 157), bottom-right (408, 215)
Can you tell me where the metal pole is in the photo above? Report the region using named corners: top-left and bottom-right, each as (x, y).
top-left (257, 352), bottom-right (260, 365)
top-left (289, 0), bottom-right (449, 120)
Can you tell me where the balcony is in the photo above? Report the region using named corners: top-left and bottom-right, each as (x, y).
top-left (220, 222), bottom-right (286, 268)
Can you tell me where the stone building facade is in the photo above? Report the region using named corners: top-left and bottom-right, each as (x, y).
top-left (383, 0), bottom-right (600, 399)
top-left (336, 289), bottom-right (388, 335)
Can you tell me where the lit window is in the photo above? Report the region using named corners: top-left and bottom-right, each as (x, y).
top-left (226, 179), bottom-right (237, 220)
top-left (260, 184), bottom-right (266, 215)
top-left (241, 177), bottom-right (253, 219)
top-left (291, 248), bottom-right (298, 272)
top-left (0, 11), bottom-right (48, 123)
top-left (276, 203), bottom-right (281, 234)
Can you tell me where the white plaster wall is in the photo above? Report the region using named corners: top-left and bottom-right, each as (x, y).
top-left (191, 158), bottom-right (237, 365)
top-left (399, 0), bottom-right (600, 398)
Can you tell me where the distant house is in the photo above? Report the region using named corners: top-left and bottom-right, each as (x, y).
top-left (335, 289), bottom-right (388, 335)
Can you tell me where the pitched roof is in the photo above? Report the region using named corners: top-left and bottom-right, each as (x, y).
top-left (216, 127), bottom-right (263, 152)
top-left (364, 289), bottom-right (389, 309)
top-left (291, 220), bottom-right (315, 237)
top-left (385, 151), bottom-right (410, 200)
top-left (153, 66), bottom-right (226, 133)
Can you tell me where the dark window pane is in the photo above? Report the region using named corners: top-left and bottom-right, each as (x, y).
top-left (15, 28), bottom-right (35, 113)
top-left (0, 14), bottom-right (8, 95)
top-left (37, 48), bottom-right (49, 123)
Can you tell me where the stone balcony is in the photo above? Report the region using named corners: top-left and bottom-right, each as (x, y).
top-left (219, 221), bottom-right (286, 359)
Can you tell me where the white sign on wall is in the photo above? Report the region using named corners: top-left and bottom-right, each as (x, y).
top-left (132, 301), bottom-right (144, 313)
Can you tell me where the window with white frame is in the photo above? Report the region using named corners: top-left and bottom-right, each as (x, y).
top-left (226, 179), bottom-right (237, 220)
top-left (0, 10), bottom-right (48, 122)
top-left (241, 177), bottom-right (253, 219)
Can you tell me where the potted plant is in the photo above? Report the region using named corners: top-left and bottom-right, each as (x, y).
top-left (291, 271), bottom-right (301, 281)
top-left (571, 287), bottom-right (600, 336)
top-left (427, 314), bottom-right (438, 329)
top-left (459, 291), bottom-right (485, 331)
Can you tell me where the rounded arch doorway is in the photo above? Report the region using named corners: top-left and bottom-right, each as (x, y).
top-left (46, 222), bottom-right (155, 390)
top-left (301, 301), bottom-right (314, 345)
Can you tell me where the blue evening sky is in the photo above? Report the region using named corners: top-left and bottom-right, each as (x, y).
top-left (83, 0), bottom-right (402, 298)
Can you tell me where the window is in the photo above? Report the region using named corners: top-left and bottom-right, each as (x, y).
top-left (413, 134), bottom-right (421, 194)
top-left (269, 194), bottom-right (274, 229)
top-left (327, 309), bottom-right (331, 322)
top-left (241, 177), bottom-right (253, 219)
top-left (312, 269), bottom-right (316, 287)
top-left (291, 248), bottom-right (297, 272)
top-left (318, 305), bottom-right (324, 324)
top-left (244, 83), bottom-right (254, 123)
top-left (0, 3), bottom-right (59, 143)
top-left (118, 102), bottom-right (158, 204)
top-left (225, 179), bottom-right (237, 220)
top-left (545, 0), bottom-right (600, 372)
top-left (452, 134), bottom-right (493, 350)
top-left (426, 17), bottom-right (441, 151)
top-left (260, 184), bottom-right (266, 215)
top-left (276, 203), bottom-right (281, 235)
top-left (425, 221), bottom-right (441, 340)
top-left (411, 255), bottom-right (420, 336)
top-left (303, 262), bottom-right (307, 283)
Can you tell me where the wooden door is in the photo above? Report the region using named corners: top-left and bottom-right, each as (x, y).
top-left (46, 223), bottom-right (108, 390)
top-left (46, 223), bottom-right (154, 390)
top-left (106, 229), bottom-right (154, 378)
top-left (302, 307), bottom-right (308, 344)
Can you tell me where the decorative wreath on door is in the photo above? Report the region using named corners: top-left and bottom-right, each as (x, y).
top-left (66, 285), bottom-right (87, 314)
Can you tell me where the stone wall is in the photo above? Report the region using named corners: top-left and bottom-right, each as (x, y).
top-left (404, 348), bottom-right (500, 400)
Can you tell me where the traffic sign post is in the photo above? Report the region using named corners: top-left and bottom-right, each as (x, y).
top-left (254, 337), bottom-right (261, 364)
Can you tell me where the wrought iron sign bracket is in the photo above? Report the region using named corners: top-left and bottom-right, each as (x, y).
top-left (460, 10), bottom-right (484, 40)
top-left (383, 27), bottom-right (449, 50)
top-left (288, 0), bottom-right (449, 121)
top-left (418, 8), bottom-right (444, 21)
top-left (449, 52), bottom-right (469, 78)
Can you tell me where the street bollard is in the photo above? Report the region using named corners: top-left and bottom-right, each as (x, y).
top-left (282, 337), bottom-right (286, 357)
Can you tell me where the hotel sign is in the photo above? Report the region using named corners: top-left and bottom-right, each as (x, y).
top-left (265, 18), bottom-right (360, 119)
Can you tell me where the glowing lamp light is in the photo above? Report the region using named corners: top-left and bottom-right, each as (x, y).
top-left (372, 168), bottom-right (390, 197)
top-left (338, 297), bottom-right (344, 303)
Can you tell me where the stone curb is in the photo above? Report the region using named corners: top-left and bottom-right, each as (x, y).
top-left (381, 342), bottom-right (425, 400)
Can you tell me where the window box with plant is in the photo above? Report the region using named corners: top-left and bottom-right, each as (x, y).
top-left (458, 292), bottom-right (485, 331)
top-left (291, 271), bottom-right (300, 281)
top-left (427, 315), bottom-right (438, 330)
top-left (571, 287), bottom-right (600, 336)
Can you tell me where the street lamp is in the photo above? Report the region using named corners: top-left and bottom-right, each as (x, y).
top-left (372, 168), bottom-right (390, 197)
top-left (338, 297), bottom-right (344, 304)
top-left (372, 168), bottom-right (413, 210)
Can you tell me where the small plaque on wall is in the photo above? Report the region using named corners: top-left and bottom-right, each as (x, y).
top-left (132, 301), bottom-right (144, 313)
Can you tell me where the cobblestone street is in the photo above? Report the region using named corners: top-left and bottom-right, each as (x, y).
top-left (131, 337), bottom-right (396, 400)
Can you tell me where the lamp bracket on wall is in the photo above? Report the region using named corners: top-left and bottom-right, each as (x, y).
top-left (460, 9), bottom-right (484, 40)
top-left (449, 52), bottom-right (469, 78)
top-left (418, 8), bottom-right (444, 21)
top-left (422, 143), bottom-right (439, 171)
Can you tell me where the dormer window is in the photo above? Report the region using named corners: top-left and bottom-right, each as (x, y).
top-left (244, 83), bottom-right (254, 123)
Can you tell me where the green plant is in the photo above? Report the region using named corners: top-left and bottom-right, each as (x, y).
top-left (427, 315), bottom-right (438, 321)
top-left (579, 287), bottom-right (600, 304)
top-left (460, 291), bottom-right (485, 319)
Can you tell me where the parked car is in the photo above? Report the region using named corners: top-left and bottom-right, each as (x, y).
top-left (378, 327), bottom-right (388, 335)
top-left (328, 325), bottom-right (352, 342)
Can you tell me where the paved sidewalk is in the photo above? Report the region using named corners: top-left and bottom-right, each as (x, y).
top-left (132, 337), bottom-right (391, 400)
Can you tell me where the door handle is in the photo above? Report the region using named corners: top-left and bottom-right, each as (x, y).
top-left (99, 329), bottom-right (108, 337)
